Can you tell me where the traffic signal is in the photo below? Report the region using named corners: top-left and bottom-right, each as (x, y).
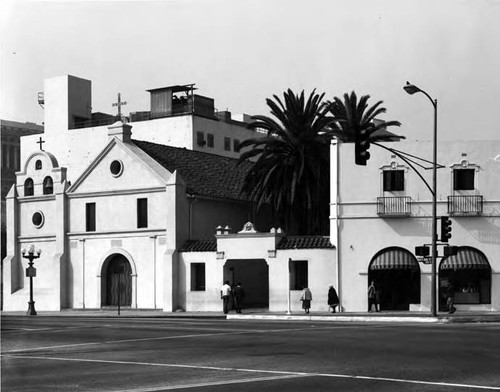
top-left (443, 246), bottom-right (458, 257)
top-left (440, 216), bottom-right (452, 242)
top-left (355, 128), bottom-right (371, 166)
top-left (415, 246), bottom-right (430, 257)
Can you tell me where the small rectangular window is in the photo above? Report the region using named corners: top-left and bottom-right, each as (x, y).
top-left (453, 169), bottom-right (475, 190)
top-left (137, 198), bottom-right (148, 228)
top-left (224, 137), bottom-right (231, 151)
top-left (190, 263), bottom-right (206, 291)
top-left (207, 133), bottom-right (214, 148)
top-left (233, 139), bottom-right (240, 152)
top-left (383, 170), bottom-right (405, 191)
top-left (196, 131), bottom-right (205, 147)
top-left (86, 202), bottom-right (96, 232)
top-left (290, 260), bottom-right (308, 290)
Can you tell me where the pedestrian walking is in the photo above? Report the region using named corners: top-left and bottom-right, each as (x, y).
top-left (220, 280), bottom-right (231, 314)
top-left (327, 285), bottom-right (339, 313)
top-left (233, 282), bottom-right (245, 313)
top-left (368, 281), bottom-right (378, 312)
top-left (300, 287), bottom-right (312, 313)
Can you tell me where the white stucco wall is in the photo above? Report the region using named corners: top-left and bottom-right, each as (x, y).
top-left (192, 116), bottom-right (264, 159)
top-left (179, 232), bottom-right (336, 313)
top-left (67, 236), bottom-right (167, 309)
top-left (332, 139), bottom-right (500, 312)
top-left (130, 116), bottom-right (194, 149)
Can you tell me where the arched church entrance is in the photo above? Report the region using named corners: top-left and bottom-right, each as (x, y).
top-left (101, 254), bottom-right (133, 306)
top-left (224, 259), bottom-right (269, 309)
top-left (439, 246), bottom-right (491, 311)
top-left (368, 247), bottom-right (420, 311)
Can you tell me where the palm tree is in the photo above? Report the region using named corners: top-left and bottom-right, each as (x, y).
top-left (327, 91), bottom-right (402, 142)
top-left (238, 89), bottom-right (335, 235)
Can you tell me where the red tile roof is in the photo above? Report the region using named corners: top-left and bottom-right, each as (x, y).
top-left (276, 236), bottom-right (334, 249)
top-left (180, 240), bottom-right (217, 252)
top-left (180, 236), bottom-right (334, 252)
top-left (133, 139), bottom-right (253, 201)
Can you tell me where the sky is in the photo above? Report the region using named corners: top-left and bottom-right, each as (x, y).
top-left (1, 0), bottom-right (500, 141)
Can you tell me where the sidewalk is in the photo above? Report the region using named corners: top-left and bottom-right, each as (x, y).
top-left (2, 308), bottom-right (500, 323)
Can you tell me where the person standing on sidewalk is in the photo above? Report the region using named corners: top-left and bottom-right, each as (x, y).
top-left (300, 287), bottom-right (312, 313)
top-left (327, 285), bottom-right (339, 313)
top-left (368, 281), bottom-right (378, 312)
top-left (233, 282), bottom-right (245, 313)
top-left (220, 280), bottom-right (232, 314)
top-left (446, 285), bottom-right (456, 314)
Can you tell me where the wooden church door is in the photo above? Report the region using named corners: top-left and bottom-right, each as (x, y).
top-left (105, 255), bottom-right (132, 306)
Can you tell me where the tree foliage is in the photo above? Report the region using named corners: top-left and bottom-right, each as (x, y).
top-left (327, 91), bottom-right (402, 142)
top-left (239, 89), bottom-right (402, 235)
top-left (238, 89), bottom-right (334, 235)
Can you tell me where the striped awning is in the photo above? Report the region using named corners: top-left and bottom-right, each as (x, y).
top-left (440, 248), bottom-right (490, 270)
top-left (370, 249), bottom-right (419, 270)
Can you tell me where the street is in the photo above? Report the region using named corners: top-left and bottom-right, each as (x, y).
top-left (1, 316), bottom-right (500, 391)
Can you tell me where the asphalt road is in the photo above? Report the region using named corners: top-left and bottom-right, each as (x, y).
top-left (1, 316), bottom-right (499, 391)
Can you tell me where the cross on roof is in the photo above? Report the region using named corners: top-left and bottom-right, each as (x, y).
top-left (112, 93), bottom-right (127, 119)
top-left (37, 136), bottom-right (45, 151)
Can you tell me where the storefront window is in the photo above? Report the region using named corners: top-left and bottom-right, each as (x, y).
top-left (439, 247), bottom-right (491, 309)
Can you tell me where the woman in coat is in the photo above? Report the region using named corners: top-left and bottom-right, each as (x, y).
top-left (327, 285), bottom-right (339, 313)
top-left (300, 287), bottom-right (312, 313)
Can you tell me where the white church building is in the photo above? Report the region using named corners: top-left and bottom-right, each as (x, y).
top-left (2, 75), bottom-right (335, 313)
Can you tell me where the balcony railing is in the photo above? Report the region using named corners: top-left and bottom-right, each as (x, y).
top-left (377, 196), bottom-right (412, 217)
top-left (448, 195), bottom-right (483, 216)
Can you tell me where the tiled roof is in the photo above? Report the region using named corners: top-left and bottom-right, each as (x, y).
top-left (180, 239), bottom-right (217, 252)
top-left (133, 139), bottom-right (253, 201)
top-left (276, 236), bottom-right (334, 250)
top-left (180, 236), bottom-right (333, 252)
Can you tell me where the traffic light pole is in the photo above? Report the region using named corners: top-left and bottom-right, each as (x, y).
top-left (402, 82), bottom-right (438, 317)
top-left (431, 97), bottom-right (438, 317)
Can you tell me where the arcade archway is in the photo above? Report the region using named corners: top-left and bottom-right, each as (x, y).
top-left (368, 247), bottom-right (420, 311)
top-left (439, 246), bottom-right (491, 311)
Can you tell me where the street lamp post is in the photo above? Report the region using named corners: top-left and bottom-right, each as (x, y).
top-left (21, 244), bottom-right (42, 316)
top-left (403, 82), bottom-right (438, 317)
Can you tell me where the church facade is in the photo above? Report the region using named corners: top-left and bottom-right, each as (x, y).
top-left (3, 75), bottom-right (336, 313)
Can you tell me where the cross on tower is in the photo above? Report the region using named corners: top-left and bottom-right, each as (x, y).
top-left (112, 93), bottom-right (127, 120)
top-left (37, 137), bottom-right (45, 151)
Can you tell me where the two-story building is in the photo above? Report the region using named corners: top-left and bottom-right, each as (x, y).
top-left (331, 139), bottom-right (500, 312)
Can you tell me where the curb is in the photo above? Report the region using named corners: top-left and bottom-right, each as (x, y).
top-left (226, 314), bottom-right (448, 323)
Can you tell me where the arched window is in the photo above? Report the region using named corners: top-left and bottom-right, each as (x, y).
top-left (24, 178), bottom-right (34, 196)
top-left (35, 160), bottom-right (42, 170)
top-left (439, 247), bottom-right (491, 308)
top-left (368, 247), bottom-right (420, 311)
top-left (43, 176), bottom-right (54, 195)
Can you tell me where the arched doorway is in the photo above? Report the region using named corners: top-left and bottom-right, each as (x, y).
top-left (224, 259), bottom-right (269, 309)
top-left (368, 247), bottom-right (420, 311)
top-left (439, 246), bottom-right (491, 311)
top-left (101, 254), bottom-right (133, 306)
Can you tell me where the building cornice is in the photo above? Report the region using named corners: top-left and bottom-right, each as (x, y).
top-left (18, 234), bottom-right (56, 242)
top-left (67, 228), bottom-right (166, 240)
top-left (67, 186), bottom-right (165, 199)
top-left (18, 195), bottom-right (56, 203)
